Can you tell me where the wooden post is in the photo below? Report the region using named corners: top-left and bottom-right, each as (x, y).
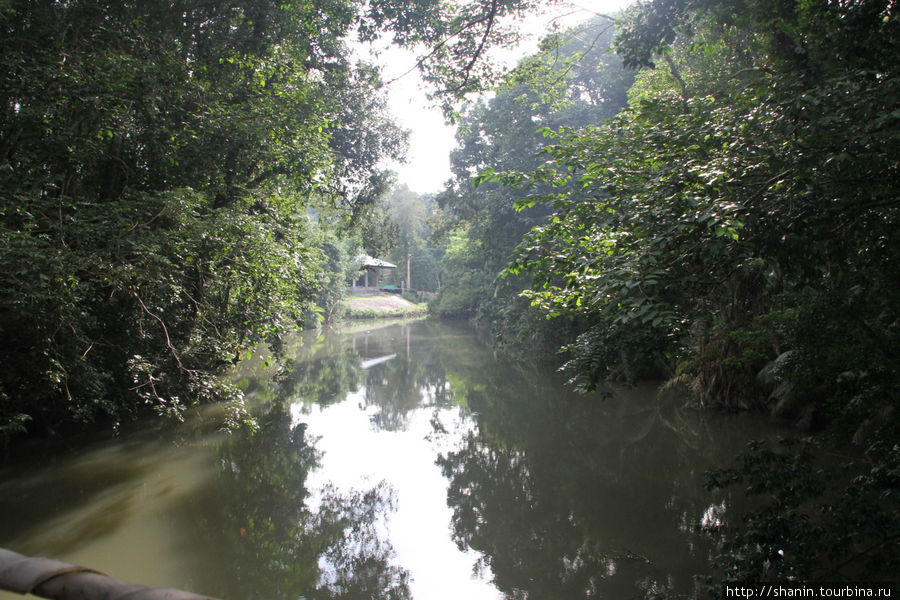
top-left (406, 253), bottom-right (411, 292)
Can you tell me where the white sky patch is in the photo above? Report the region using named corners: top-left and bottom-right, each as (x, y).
top-left (375, 0), bottom-right (636, 194)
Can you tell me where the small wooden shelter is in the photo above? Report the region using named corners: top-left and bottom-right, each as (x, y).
top-left (352, 253), bottom-right (397, 290)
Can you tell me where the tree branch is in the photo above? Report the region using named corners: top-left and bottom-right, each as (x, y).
top-left (379, 0), bottom-right (499, 92)
top-left (449, 0), bottom-right (499, 94)
top-left (132, 292), bottom-right (185, 371)
top-left (663, 52), bottom-right (688, 100)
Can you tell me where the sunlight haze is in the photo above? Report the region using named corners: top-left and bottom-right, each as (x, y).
top-left (383, 0), bottom-right (636, 195)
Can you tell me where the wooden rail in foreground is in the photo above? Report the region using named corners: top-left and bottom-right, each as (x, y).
top-left (0, 548), bottom-right (220, 600)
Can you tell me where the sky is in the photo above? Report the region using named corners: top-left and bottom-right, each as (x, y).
top-left (378, 0), bottom-right (637, 195)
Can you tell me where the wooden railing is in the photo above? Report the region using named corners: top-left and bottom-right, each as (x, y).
top-left (0, 548), bottom-right (219, 600)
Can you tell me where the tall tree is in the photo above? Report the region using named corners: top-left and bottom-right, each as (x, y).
top-left (508, 0), bottom-right (900, 407)
top-left (433, 16), bottom-right (633, 340)
top-left (0, 0), bottom-right (542, 440)
top-left (372, 185), bottom-right (443, 292)
top-left (497, 0), bottom-right (900, 583)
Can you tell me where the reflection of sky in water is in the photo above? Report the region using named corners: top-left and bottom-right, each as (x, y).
top-left (293, 390), bottom-right (503, 600)
top-left (0, 320), bottom-right (782, 600)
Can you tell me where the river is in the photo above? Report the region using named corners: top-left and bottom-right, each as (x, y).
top-left (0, 319), bottom-right (776, 599)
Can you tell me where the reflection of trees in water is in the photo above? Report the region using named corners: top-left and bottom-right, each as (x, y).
top-left (435, 372), bottom-right (749, 599)
top-left (312, 482), bottom-right (409, 600)
top-left (364, 359), bottom-right (424, 431)
top-left (279, 346), bottom-right (364, 407)
top-left (226, 320), bottom-right (756, 598)
top-left (357, 322), bottom-right (464, 431)
top-left (237, 321), bottom-right (480, 431)
top-left (232, 330), bottom-right (365, 408)
top-left (183, 405), bottom-right (410, 600)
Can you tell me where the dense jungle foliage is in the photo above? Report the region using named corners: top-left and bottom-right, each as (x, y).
top-left (0, 0), bottom-right (538, 441)
top-left (1, 0), bottom-right (897, 590)
top-left (432, 16), bottom-right (635, 353)
top-left (434, 0), bottom-right (899, 587)
top-left (0, 0), bottom-right (381, 438)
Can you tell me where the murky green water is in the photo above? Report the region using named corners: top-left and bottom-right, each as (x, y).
top-left (0, 319), bottom-right (777, 599)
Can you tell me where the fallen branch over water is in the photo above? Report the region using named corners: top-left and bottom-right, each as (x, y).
top-left (0, 548), bottom-right (219, 600)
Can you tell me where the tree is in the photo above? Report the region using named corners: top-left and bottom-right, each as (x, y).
top-left (505, 0), bottom-right (900, 409)
top-left (361, 0), bottom-right (559, 110)
top-left (0, 0), bottom-right (419, 440)
top-left (1, 0), bottom-right (568, 441)
top-left (433, 15), bottom-right (634, 343)
top-left (362, 185), bottom-right (443, 292)
top-left (493, 0), bottom-right (900, 587)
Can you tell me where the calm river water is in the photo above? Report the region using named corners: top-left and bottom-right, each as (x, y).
top-left (0, 319), bottom-right (775, 599)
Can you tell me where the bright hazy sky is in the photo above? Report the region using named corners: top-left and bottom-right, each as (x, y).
top-left (379, 0), bottom-right (636, 195)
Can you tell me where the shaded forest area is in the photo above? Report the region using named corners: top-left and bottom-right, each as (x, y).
top-left (0, 0), bottom-right (528, 437)
top-left (1, 0), bottom-right (898, 592)
top-left (431, 0), bottom-right (900, 587)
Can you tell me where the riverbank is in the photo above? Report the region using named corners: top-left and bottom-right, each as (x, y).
top-left (341, 292), bottom-right (428, 319)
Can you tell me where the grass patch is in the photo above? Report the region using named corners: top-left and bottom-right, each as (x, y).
top-left (340, 295), bottom-right (429, 320)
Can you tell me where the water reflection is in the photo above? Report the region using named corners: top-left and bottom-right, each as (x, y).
top-left (282, 320), bottom-right (769, 599)
top-left (291, 321), bottom-right (503, 599)
top-left (176, 405), bottom-right (411, 600)
top-left (0, 436), bottom-right (170, 557)
top-left (430, 356), bottom-right (771, 599)
top-left (435, 397), bottom-right (693, 598)
top-left (0, 319), bottom-right (774, 600)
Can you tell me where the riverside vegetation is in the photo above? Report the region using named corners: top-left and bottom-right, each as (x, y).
top-left (1, 0), bottom-right (898, 595)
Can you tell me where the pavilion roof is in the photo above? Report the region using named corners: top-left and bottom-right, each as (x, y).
top-left (356, 253), bottom-right (397, 269)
